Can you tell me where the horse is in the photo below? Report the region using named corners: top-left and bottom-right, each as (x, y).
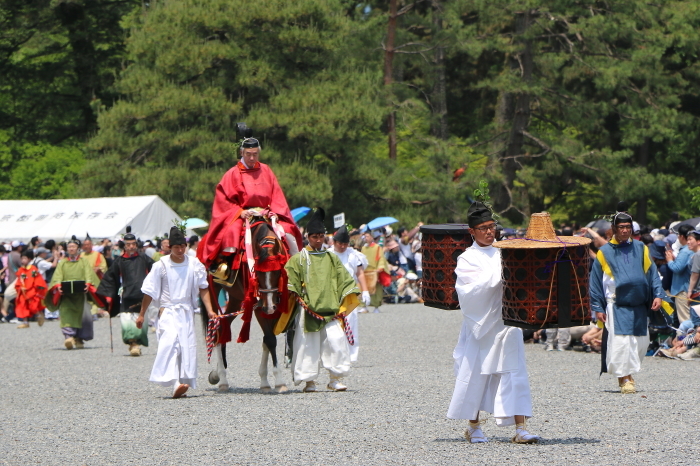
top-left (203, 217), bottom-right (292, 393)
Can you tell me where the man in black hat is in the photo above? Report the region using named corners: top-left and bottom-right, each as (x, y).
top-left (447, 201), bottom-right (539, 444)
top-left (137, 226), bottom-right (215, 398)
top-left (330, 224), bottom-right (371, 363)
top-left (46, 236), bottom-right (104, 350)
top-left (285, 209), bottom-right (360, 392)
top-left (590, 202), bottom-right (665, 394)
top-left (197, 135), bottom-right (302, 275)
top-left (97, 227), bottom-right (155, 356)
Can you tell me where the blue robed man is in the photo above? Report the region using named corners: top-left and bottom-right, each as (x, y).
top-left (589, 202), bottom-right (666, 394)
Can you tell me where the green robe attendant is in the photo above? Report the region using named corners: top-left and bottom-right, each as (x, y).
top-left (285, 247), bottom-right (359, 333)
top-left (46, 258), bottom-right (99, 329)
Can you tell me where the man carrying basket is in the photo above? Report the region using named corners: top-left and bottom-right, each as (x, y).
top-left (447, 201), bottom-right (539, 444)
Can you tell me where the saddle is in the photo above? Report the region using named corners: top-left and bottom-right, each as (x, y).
top-left (211, 211), bottom-right (273, 287)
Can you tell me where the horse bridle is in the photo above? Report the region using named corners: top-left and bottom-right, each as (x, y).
top-left (256, 231), bottom-right (283, 297)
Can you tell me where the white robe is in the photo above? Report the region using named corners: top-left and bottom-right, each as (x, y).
top-left (446, 243), bottom-right (533, 427)
top-left (601, 274), bottom-right (649, 377)
top-left (330, 247), bottom-right (367, 363)
top-left (141, 255), bottom-right (208, 388)
top-left (292, 308), bottom-right (351, 384)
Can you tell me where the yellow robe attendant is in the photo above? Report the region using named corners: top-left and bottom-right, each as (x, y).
top-left (361, 242), bottom-right (389, 307)
top-left (80, 251), bottom-right (107, 278)
top-left (80, 251), bottom-right (106, 313)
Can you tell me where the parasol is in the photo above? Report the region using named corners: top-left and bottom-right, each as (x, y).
top-left (366, 216), bottom-right (399, 231)
top-left (291, 207), bottom-right (311, 222)
top-left (184, 218), bottom-right (209, 229)
top-left (584, 219), bottom-right (611, 232)
top-left (677, 217), bottom-right (700, 230)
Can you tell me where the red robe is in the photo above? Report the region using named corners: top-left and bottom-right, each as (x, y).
top-left (15, 265), bottom-right (48, 319)
top-left (198, 160), bottom-right (302, 267)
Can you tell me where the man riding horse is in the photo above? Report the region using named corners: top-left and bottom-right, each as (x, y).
top-left (199, 136), bottom-right (302, 266)
top-left (198, 133), bottom-right (302, 393)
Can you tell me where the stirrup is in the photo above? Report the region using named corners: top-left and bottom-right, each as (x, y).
top-left (212, 261), bottom-right (236, 287)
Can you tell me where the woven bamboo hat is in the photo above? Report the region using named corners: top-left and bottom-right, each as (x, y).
top-left (494, 212), bottom-right (591, 249)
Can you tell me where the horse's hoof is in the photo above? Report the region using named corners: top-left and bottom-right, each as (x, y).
top-left (275, 385), bottom-right (288, 393)
top-left (217, 384), bottom-right (229, 393)
top-left (208, 370), bottom-right (220, 385)
top-left (260, 386), bottom-right (273, 393)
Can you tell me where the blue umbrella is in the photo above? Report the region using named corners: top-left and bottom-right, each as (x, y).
top-left (184, 218), bottom-right (209, 229)
top-left (366, 216), bottom-right (399, 231)
top-left (291, 206), bottom-right (311, 222)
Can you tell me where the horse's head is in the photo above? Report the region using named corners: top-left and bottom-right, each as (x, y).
top-left (251, 221), bottom-right (287, 315)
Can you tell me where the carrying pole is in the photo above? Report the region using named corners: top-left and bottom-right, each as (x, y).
top-left (109, 315), bottom-right (114, 353)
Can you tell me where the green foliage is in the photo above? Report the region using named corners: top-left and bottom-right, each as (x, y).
top-left (688, 187), bottom-right (700, 214)
top-left (0, 130), bottom-right (84, 199)
top-left (4, 0), bottom-right (700, 232)
top-left (0, 0), bottom-right (139, 202)
top-left (82, 0), bottom-right (385, 221)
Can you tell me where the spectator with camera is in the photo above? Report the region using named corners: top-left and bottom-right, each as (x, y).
top-left (665, 224), bottom-right (695, 323)
top-left (396, 223), bottom-right (422, 273)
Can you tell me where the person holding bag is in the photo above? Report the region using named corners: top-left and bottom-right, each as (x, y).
top-left (361, 231), bottom-right (390, 313)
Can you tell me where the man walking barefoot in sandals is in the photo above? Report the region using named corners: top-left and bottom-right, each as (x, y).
top-left (589, 202), bottom-right (665, 394)
top-left (136, 226), bottom-right (216, 399)
top-left (447, 201), bottom-right (539, 444)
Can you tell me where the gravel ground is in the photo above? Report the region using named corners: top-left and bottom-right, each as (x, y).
top-left (1, 303), bottom-right (698, 465)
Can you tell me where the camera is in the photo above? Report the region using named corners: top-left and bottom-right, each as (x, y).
top-left (236, 122), bottom-right (253, 139)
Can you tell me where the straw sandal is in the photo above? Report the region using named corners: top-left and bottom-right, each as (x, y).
top-left (511, 422), bottom-right (539, 444)
top-left (464, 419), bottom-right (488, 443)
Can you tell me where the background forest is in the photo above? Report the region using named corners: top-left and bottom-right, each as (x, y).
top-left (2, 0), bottom-right (700, 228)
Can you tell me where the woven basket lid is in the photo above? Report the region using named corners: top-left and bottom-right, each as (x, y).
top-left (494, 212), bottom-right (591, 249)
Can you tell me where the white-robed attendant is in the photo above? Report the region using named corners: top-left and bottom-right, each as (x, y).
top-left (329, 225), bottom-right (371, 363)
top-left (447, 201), bottom-right (539, 444)
top-left (136, 226), bottom-right (215, 399)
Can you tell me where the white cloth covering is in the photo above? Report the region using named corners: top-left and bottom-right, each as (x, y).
top-left (446, 242), bottom-right (533, 427)
top-left (292, 308), bottom-right (351, 384)
top-left (601, 274), bottom-right (649, 377)
top-left (330, 248), bottom-right (367, 283)
top-left (141, 255), bottom-right (208, 389)
top-left (31, 257), bottom-right (52, 280)
top-left (330, 247), bottom-right (367, 363)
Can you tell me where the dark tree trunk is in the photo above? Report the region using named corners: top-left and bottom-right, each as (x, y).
top-left (431, 2), bottom-right (448, 140)
top-left (636, 137), bottom-right (650, 224)
top-left (55, 1), bottom-right (98, 136)
top-left (498, 10), bottom-right (534, 222)
top-left (384, 0), bottom-right (398, 160)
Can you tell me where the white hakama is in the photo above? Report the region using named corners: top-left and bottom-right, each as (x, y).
top-left (329, 247), bottom-right (367, 363)
top-left (151, 304), bottom-right (198, 388)
top-left (141, 256), bottom-right (208, 390)
top-left (601, 275), bottom-right (649, 377)
top-left (292, 309), bottom-right (351, 384)
top-left (447, 243), bottom-right (533, 426)
top-left (345, 308), bottom-right (359, 363)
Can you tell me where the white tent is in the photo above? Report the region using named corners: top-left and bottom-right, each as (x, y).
top-left (0, 195), bottom-right (192, 243)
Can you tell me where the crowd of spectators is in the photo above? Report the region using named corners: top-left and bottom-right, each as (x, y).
top-left (516, 216), bottom-right (700, 361)
top-left (3, 213), bottom-right (699, 362)
top-left (296, 222), bottom-right (425, 306)
top-left (0, 234), bottom-right (199, 324)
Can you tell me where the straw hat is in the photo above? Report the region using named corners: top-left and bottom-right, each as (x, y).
top-left (494, 212), bottom-right (591, 249)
